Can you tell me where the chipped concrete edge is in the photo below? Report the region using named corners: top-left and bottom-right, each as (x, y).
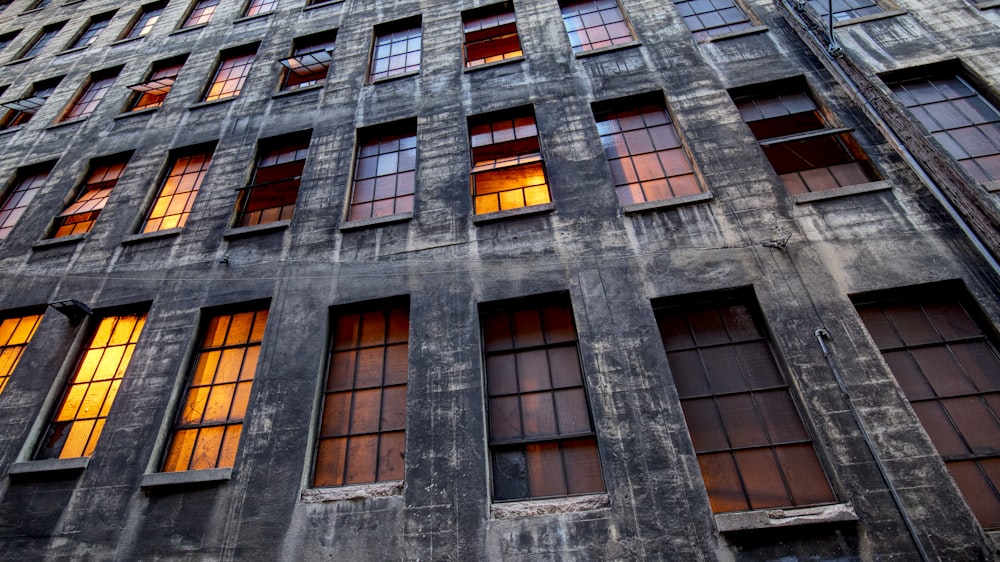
top-left (300, 480), bottom-right (403, 503)
top-left (715, 503), bottom-right (858, 533)
top-left (490, 493), bottom-right (610, 519)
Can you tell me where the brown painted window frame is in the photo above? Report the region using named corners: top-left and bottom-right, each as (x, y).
top-left (125, 55), bottom-right (187, 113)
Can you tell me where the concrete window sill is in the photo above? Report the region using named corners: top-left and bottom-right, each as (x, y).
top-left (464, 56), bottom-right (524, 73)
top-left (33, 233), bottom-right (86, 250)
top-left (224, 219), bottom-right (290, 239)
top-left (301, 480), bottom-right (402, 503)
top-left (8, 457), bottom-right (90, 476)
top-left (189, 97), bottom-right (238, 110)
top-left (340, 212), bottom-right (412, 232)
top-left (5, 56), bottom-right (34, 67)
top-left (491, 493), bottom-right (610, 519)
top-left (623, 191), bottom-right (714, 214)
top-left (574, 41), bottom-right (641, 58)
top-left (705, 25), bottom-right (769, 42)
top-left (110, 36), bottom-right (144, 47)
top-left (170, 23), bottom-right (208, 37)
top-left (303, 0), bottom-right (344, 11)
top-left (122, 228), bottom-right (182, 245)
top-left (791, 180), bottom-right (891, 204)
top-left (233, 11), bottom-right (274, 25)
top-left (115, 107), bottom-right (159, 120)
top-left (983, 180), bottom-right (1000, 193)
top-left (473, 203), bottom-right (555, 225)
top-left (141, 467), bottom-right (231, 489)
top-left (272, 83), bottom-right (324, 99)
top-left (974, 0), bottom-right (1000, 8)
top-left (46, 117), bottom-right (87, 130)
top-left (0, 125), bottom-right (24, 136)
top-left (369, 70), bottom-right (418, 85)
top-left (714, 503), bottom-right (857, 533)
top-left (56, 46), bottom-right (88, 57)
top-left (832, 9), bottom-right (906, 27)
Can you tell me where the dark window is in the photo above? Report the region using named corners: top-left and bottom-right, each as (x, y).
top-left (0, 77), bottom-right (60, 129)
top-left (854, 285), bottom-right (1000, 529)
top-left (127, 57), bottom-right (186, 112)
top-left (369, 18), bottom-right (421, 82)
top-left (142, 146), bottom-right (214, 233)
top-left (558, 0), bottom-right (634, 53)
top-left (0, 30), bottom-right (21, 53)
top-left (314, 299), bottom-right (409, 487)
top-left (51, 154), bottom-right (130, 238)
top-left (18, 22), bottom-right (64, 59)
top-left (306, 0), bottom-right (339, 5)
top-left (236, 132), bottom-right (310, 227)
top-left (594, 94), bottom-right (701, 206)
top-left (59, 68), bottom-right (120, 121)
top-left (25, 0), bottom-right (51, 11)
top-left (483, 296), bottom-right (605, 501)
top-left (66, 12), bottom-right (114, 50)
top-left (203, 45), bottom-right (257, 102)
top-left (243, 0), bottom-right (276, 17)
top-left (673, 0), bottom-right (752, 40)
top-left (0, 163), bottom-right (53, 239)
top-left (654, 292), bottom-right (836, 513)
top-left (279, 32), bottom-right (335, 91)
top-left (0, 312), bottom-right (43, 395)
top-left (121, 2), bottom-right (164, 40)
top-left (469, 107), bottom-right (550, 214)
top-left (183, 0), bottom-right (218, 28)
top-left (462, 4), bottom-right (523, 68)
top-left (805, 0), bottom-right (882, 21)
top-left (348, 121), bottom-right (416, 221)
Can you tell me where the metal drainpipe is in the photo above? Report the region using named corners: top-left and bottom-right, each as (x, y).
top-left (814, 329), bottom-right (933, 562)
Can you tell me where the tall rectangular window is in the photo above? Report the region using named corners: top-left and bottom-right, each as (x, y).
top-left (126, 57), bottom-right (186, 112)
top-left (462, 4), bottom-right (523, 68)
top-left (182, 0), bottom-right (219, 28)
top-left (36, 312), bottom-right (147, 459)
top-left (162, 306), bottom-right (268, 472)
top-left (58, 68), bottom-right (120, 122)
top-left (348, 122), bottom-right (416, 221)
top-left (673, 0), bottom-right (752, 40)
top-left (369, 18), bottom-right (421, 82)
top-left (121, 2), bottom-right (164, 40)
top-left (594, 94), bottom-right (701, 206)
top-left (0, 78), bottom-right (60, 129)
top-left (142, 146), bottom-right (214, 233)
top-left (66, 11), bottom-right (114, 50)
top-left (235, 132), bottom-right (310, 227)
top-left (805, 0), bottom-right (881, 21)
top-left (0, 30), bottom-right (21, 53)
top-left (314, 299), bottom-right (409, 487)
top-left (483, 297), bottom-right (605, 501)
top-left (469, 107), bottom-right (550, 215)
top-left (279, 32), bottom-right (335, 91)
top-left (203, 45), bottom-right (258, 103)
top-left (732, 80), bottom-right (878, 195)
top-left (51, 154), bottom-right (130, 238)
top-left (558, 0), bottom-right (634, 54)
top-left (654, 293), bottom-right (836, 513)
top-left (0, 312), bottom-right (43, 395)
top-left (242, 0), bottom-right (276, 17)
top-left (17, 22), bottom-right (64, 59)
top-left (25, 0), bottom-right (51, 10)
top-left (0, 163), bottom-right (53, 239)
top-left (854, 285), bottom-right (1000, 529)
top-left (886, 71), bottom-right (1000, 185)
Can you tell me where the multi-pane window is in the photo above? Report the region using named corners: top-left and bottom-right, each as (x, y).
top-left (469, 107), bottom-right (550, 215)
top-left (594, 94), bottom-right (701, 206)
top-left (236, 132), bottom-right (310, 227)
top-left (462, 4), bottom-right (523, 68)
top-left (0, 312), bottom-right (43, 395)
top-left (18, 22), bottom-right (63, 59)
top-left (886, 71), bottom-right (1000, 185)
top-left (242, 0), bottom-right (276, 17)
top-left (369, 18), bottom-right (421, 82)
top-left (315, 300), bottom-right (409, 487)
top-left (142, 147), bottom-right (214, 233)
top-left (203, 46), bottom-right (257, 102)
top-left (127, 57), bottom-right (185, 112)
top-left (279, 33), bottom-right (335, 91)
top-left (35, 312), bottom-right (147, 460)
top-left (0, 78), bottom-right (59, 129)
top-left (25, 0), bottom-right (51, 11)
top-left (558, 0), bottom-right (634, 54)
top-left (51, 154), bottom-right (130, 238)
top-left (66, 12), bottom-right (114, 50)
top-left (654, 293), bottom-right (836, 513)
top-left (348, 122), bottom-right (416, 221)
top-left (805, 0), bottom-right (882, 21)
top-left (58, 69), bottom-right (120, 122)
top-left (162, 306), bottom-right (268, 472)
top-left (732, 81), bottom-right (878, 195)
top-left (483, 297), bottom-right (605, 501)
top-left (673, 0), bottom-right (752, 40)
top-left (182, 0), bottom-right (219, 28)
top-left (0, 164), bottom-right (53, 239)
top-left (121, 2), bottom-right (164, 40)
top-left (854, 286), bottom-right (1000, 529)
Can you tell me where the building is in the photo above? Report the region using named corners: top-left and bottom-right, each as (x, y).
top-left (0, 0), bottom-right (998, 558)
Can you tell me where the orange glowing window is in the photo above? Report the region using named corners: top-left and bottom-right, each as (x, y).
top-left (127, 57), bottom-right (186, 112)
top-left (52, 154), bottom-right (131, 239)
top-left (348, 122), bottom-right (416, 221)
top-left (203, 46), bottom-right (258, 103)
top-left (142, 146), bottom-right (214, 233)
top-left (162, 306), bottom-right (268, 472)
top-left (279, 33), bottom-right (336, 91)
top-left (462, 4), bottom-right (523, 68)
top-left (469, 108), bottom-right (550, 215)
top-left (36, 312), bottom-right (147, 459)
top-left (0, 312), bottom-right (43, 395)
top-left (59, 68), bottom-right (120, 122)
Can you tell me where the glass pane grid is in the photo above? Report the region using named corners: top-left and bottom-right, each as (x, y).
top-left (243, 0), bottom-right (276, 17)
top-left (369, 24), bottom-right (421, 81)
top-left (463, 7), bottom-right (521, 67)
top-left (204, 51), bottom-right (256, 102)
top-left (184, 0), bottom-right (219, 27)
top-left (142, 151), bottom-right (212, 232)
top-left (238, 139), bottom-right (309, 226)
top-left (61, 74), bottom-right (118, 121)
top-left (349, 128), bottom-right (416, 221)
top-left (674, 0), bottom-right (751, 40)
top-left (69, 16), bottom-right (111, 49)
top-left (125, 6), bottom-right (162, 39)
top-left (0, 170), bottom-right (49, 239)
top-left (559, 0), bottom-right (634, 53)
top-left (53, 160), bottom-right (127, 238)
top-left (0, 313), bottom-right (43, 395)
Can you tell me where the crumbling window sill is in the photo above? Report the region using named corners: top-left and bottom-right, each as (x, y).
top-left (983, 180), bottom-right (1000, 193)
top-left (301, 480), bottom-right (402, 503)
top-left (832, 10), bottom-right (906, 27)
top-left (623, 191), bottom-right (713, 214)
top-left (706, 25), bottom-right (769, 42)
top-left (473, 203), bottom-right (554, 225)
top-left (141, 468), bottom-right (231, 489)
top-left (491, 493), bottom-right (610, 519)
top-left (122, 228), bottom-right (182, 245)
top-left (33, 233), bottom-right (86, 250)
top-left (8, 457), bottom-right (89, 476)
top-left (340, 212), bottom-right (412, 232)
top-left (714, 503), bottom-right (857, 533)
top-left (223, 220), bottom-right (290, 239)
top-left (791, 180), bottom-right (891, 204)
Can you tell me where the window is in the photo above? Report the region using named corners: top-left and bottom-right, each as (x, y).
top-left (314, 299), bottom-right (409, 487)
top-left (593, 94), bottom-right (701, 206)
top-left (462, 4), bottom-right (523, 68)
top-left (182, 0), bottom-right (219, 28)
top-left (0, 77), bottom-right (61, 130)
top-left (25, 0), bottom-right (51, 11)
top-left (66, 12), bottom-right (114, 50)
top-left (203, 45), bottom-right (258, 102)
top-left (0, 163), bottom-right (54, 239)
top-left (804, 0), bottom-right (882, 21)
top-left (347, 121), bottom-right (416, 221)
top-left (306, 0), bottom-right (339, 5)
top-left (0, 312), bottom-right (43, 395)
top-left (161, 306), bottom-right (268, 472)
top-left (236, 132), bottom-right (310, 227)
top-left (242, 0), bottom-right (276, 17)
top-left (886, 71), bottom-right (1000, 185)
top-left (17, 22), bottom-right (64, 60)
top-left (653, 292), bottom-right (836, 513)
top-left (51, 154), bottom-right (130, 238)
top-left (673, 0), bottom-right (752, 40)
top-left (558, 0), bottom-right (634, 54)
top-left (58, 68), bottom-right (120, 122)
top-left (121, 2), bottom-right (164, 40)
top-left (126, 57), bottom-right (186, 112)
top-left (483, 297), bottom-right (604, 501)
top-left (142, 145), bottom-right (214, 233)
top-left (732, 80), bottom-right (878, 194)
top-left (279, 32), bottom-right (335, 91)
top-left (854, 285), bottom-right (1000, 529)
top-left (35, 312), bottom-right (147, 460)
top-left (0, 30), bottom-right (20, 53)
top-left (468, 107), bottom-right (550, 215)
top-left (369, 17), bottom-right (421, 82)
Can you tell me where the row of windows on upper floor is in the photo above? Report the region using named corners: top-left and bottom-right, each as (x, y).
top-left (1, 281), bottom-right (999, 529)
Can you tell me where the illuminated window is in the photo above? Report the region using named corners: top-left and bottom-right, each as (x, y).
top-left (347, 121), bottom-right (416, 221)
top-left (242, 0), bottom-right (276, 17)
top-left (183, 0), bottom-right (219, 28)
top-left (0, 78), bottom-right (60, 129)
top-left (162, 306), bottom-right (268, 472)
top-left (17, 22), bottom-right (64, 59)
top-left (673, 0), bottom-right (752, 40)
top-left (203, 45), bottom-right (258, 102)
top-left (483, 296), bottom-right (605, 501)
top-left (732, 80), bottom-right (878, 195)
top-left (58, 68), bottom-right (120, 122)
top-left (279, 32), bottom-right (335, 91)
top-left (854, 285), bottom-right (1000, 529)
top-left (462, 3), bottom-right (523, 68)
top-left (66, 11), bottom-right (114, 50)
top-left (653, 292), bottom-right (836, 513)
top-left (593, 94), bottom-right (701, 206)
top-left (886, 70), bottom-right (1000, 185)
top-left (314, 299), bottom-right (409, 487)
top-left (236, 132), bottom-right (310, 227)
top-left (369, 17), bottom-right (421, 82)
top-left (469, 107), bottom-right (550, 215)
top-left (0, 30), bottom-right (21, 53)
top-left (121, 2), bottom-right (164, 40)
top-left (0, 163), bottom-right (53, 239)
top-left (142, 146), bottom-right (214, 233)
top-left (35, 312), bottom-right (147, 460)
top-left (805, 0), bottom-right (881, 21)
top-left (126, 57), bottom-right (186, 112)
top-left (0, 312), bottom-right (43, 395)
top-left (51, 154), bottom-right (131, 238)
top-left (558, 0), bottom-right (634, 54)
